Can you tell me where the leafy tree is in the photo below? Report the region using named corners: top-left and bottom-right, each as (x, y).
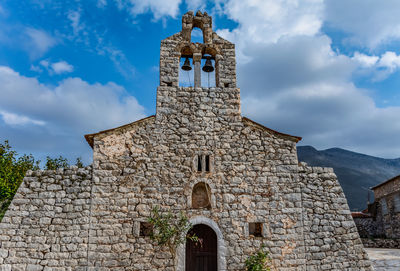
top-left (245, 246), bottom-right (271, 271)
top-left (148, 206), bottom-right (198, 271)
top-left (45, 155), bottom-right (69, 170)
top-left (0, 140), bottom-right (86, 221)
top-left (0, 140), bottom-right (40, 221)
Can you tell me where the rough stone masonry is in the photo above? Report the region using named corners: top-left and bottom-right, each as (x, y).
top-left (0, 11), bottom-right (372, 271)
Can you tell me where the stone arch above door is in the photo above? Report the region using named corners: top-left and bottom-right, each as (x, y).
top-left (176, 216), bottom-right (227, 271)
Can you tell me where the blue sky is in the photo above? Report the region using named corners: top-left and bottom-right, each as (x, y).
top-left (1, 0), bottom-right (400, 165)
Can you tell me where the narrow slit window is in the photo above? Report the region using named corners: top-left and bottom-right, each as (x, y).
top-left (395, 194), bottom-right (400, 213)
top-left (249, 222), bottom-right (263, 237)
top-left (197, 155), bottom-right (202, 172)
top-left (381, 198), bottom-right (388, 215)
top-left (205, 155), bottom-right (210, 172)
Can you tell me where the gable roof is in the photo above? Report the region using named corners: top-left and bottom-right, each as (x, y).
top-left (84, 115), bottom-right (302, 148)
top-left (242, 117), bottom-right (302, 143)
top-left (371, 174), bottom-right (400, 190)
top-left (84, 115), bottom-right (155, 148)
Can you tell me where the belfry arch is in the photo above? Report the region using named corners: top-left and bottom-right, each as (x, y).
top-left (181, 11), bottom-right (212, 44)
top-left (190, 27), bottom-right (204, 44)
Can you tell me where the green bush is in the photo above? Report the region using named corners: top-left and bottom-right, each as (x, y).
top-left (45, 155), bottom-right (69, 170)
top-left (75, 157), bottom-right (84, 168)
top-left (245, 246), bottom-right (271, 271)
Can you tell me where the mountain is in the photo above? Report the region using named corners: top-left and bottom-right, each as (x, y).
top-left (297, 146), bottom-right (400, 211)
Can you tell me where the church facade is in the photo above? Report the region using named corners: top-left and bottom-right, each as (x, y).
top-left (0, 11), bottom-right (372, 271)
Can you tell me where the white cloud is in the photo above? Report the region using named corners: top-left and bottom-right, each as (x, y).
top-left (67, 9), bottom-right (85, 37)
top-left (0, 66), bottom-right (145, 131)
top-left (352, 52), bottom-right (379, 68)
top-left (97, 0), bottom-right (107, 8)
top-left (217, 0), bottom-right (324, 62)
top-left (240, 55), bottom-right (400, 157)
top-left (0, 66), bottom-right (146, 162)
top-left (378, 51), bottom-right (400, 71)
top-left (25, 28), bottom-right (57, 57)
top-left (30, 64), bottom-right (43, 73)
top-left (51, 61), bottom-right (74, 74)
top-left (0, 111), bottom-right (45, 126)
top-left (242, 83), bottom-right (400, 158)
top-left (324, 0), bottom-right (400, 49)
top-left (218, 0), bottom-right (323, 42)
top-left (33, 59), bottom-right (74, 75)
top-left (40, 59), bottom-right (50, 68)
top-left (115, 0), bottom-right (182, 20)
top-left (185, 0), bottom-right (206, 11)
top-left (352, 51), bottom-right (400, 81)
top-left (214, 0), bottom-right (400, 158)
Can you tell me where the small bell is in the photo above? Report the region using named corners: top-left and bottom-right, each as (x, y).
top-left (181, 57), bottom-right (192, 71)
top-left (202, 57), bottom-right (214, 73)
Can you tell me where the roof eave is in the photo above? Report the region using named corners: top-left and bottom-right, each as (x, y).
top-left (242, 116), bottom-right (302, 143)
top-left (84, 115), bottom-right (156, 149)
top-left (371, 174), bottom-right (400, 190)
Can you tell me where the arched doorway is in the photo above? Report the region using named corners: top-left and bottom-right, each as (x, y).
top-left (185, 224), bottom-right (217, 271)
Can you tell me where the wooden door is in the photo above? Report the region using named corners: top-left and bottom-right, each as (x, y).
top-left (186, 224), bottom-right (217, 271)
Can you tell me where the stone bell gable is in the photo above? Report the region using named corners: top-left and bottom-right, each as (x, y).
top-left (0, 10), bottom-right (373, 271)
top-left (159, 10), bottom-right (236, 89)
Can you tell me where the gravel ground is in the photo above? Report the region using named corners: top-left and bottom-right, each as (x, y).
top-left (366, 248), bottom-right (400, 271)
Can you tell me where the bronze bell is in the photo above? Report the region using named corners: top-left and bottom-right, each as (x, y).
top-left (202, 57), bottom-right (214, 72)
top-left (181, 57), bottom-right (192, 71)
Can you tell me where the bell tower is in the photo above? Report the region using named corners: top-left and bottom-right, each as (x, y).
top-left (156, 11), bottom-right (240, 122)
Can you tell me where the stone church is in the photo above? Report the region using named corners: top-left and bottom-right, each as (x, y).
top-left (0, 11), bottom-right (372, 271)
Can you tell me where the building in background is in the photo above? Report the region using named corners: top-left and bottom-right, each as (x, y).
top-left (353, 174), bottom-right (400, 247)
top-left (371, 174), bottom-right (400, 238)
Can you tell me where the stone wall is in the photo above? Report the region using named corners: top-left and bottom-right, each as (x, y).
top-left (353, 217), bottom-right (376, 238)
top-left (0, 156), bottom-right (375, 271)
top-left (362, 238), bottom-right (400, 248)
top-left (374, 193), bottom-right (400, 239)
top-left (373, 176), bottom-right (400, 200)
top-left (299, 164), bottom-right (372, 270)
top-left (0, 166), bottom-right (92, 271)
top-left (89, 83), bottom-right (307, 270)
top-left (84, 84), bottom-right (373, 270)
